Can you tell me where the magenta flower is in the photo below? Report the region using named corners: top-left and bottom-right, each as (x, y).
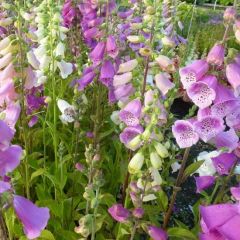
top-left (0, 145), bottom-right (22, 176)
top-left (13, 195), bottom-right (50, 239)
top-left (212, 84), bottom-right (240, 118)
top-left (224, 6), bottom-right (236, 21)
top-left (207, 44), bottom-right (225, 66)
top-left (231, 186), bottom-right (240, 200)
top-left (226, 107), bottom-right (240, 130)
top-left (119, 99), bottom-right (142, 126)
top-left (200, 203), bottom-right (240, 240)
top-left (214, 128), bottom-right (239, 151)
top-left (148, 226), bottom-right (168, 240)
top-left (106, 35), bottom-right (118, 58)
top-left (194, 176), bottom-right (215, 193)
top-left (0, 120), bottom-right (14, 150)
top-left (99, 60), bottom-right (115, 87)
top-left (132, 208), bottom-right (144, 219)
top-left (89, 42), bottom-right (105, 64)
top-left (0, 180), bottom-right (11, 194)
top-left (179, 60), bottom-right (209, 89)
top-left (172, 120), bottom-right (199, 148)
top-left (226, 62), bottom-right (240, 94)
top-left (108, 204), bottom-right (130, 222)
top-left (212, 153), bottom-right (236, 175)
top-left (187, 75), bottom-right (217, 108)
top-left (197, 107), bottom-right (212, 120)
top-left (193, 116), bottom-right (225, 142)
top-left (119, 126), bottom-right (143, 151)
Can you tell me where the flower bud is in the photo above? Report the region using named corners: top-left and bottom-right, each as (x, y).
top-left (224, 7), bottom-right (236, 22)
top-left (150, 152), bottom-right (162, 169)
top-left (44, 96), bottom-right (52, 103)
top-left (129, 181), bottom-right (140, 192)
top-left (146, 6), bottom-right (155, 15)
top-left (127, 35), bottom-right (142, 44)
top-left (154, 142), bottom-right (169, 158)
top-left (127, 135), bottom-right (142, 150)
top-left (132, 208), bottom-right (144, 218)
top-left (128, 152), bottom-right (144, 174)
top-left (142, 127), bottom-right (151, 141)
top-left (162, 36), bottom-right (176, 48)
top-left (155, 55), bottom-right (175, 73)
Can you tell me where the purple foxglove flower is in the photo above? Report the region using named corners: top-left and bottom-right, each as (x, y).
top-left (106, 35), bottom-right (118, 58)
top-left (13, 195), bottom-right (50, 239)
top-left (0, 120), bottom-right (14, 150)
top-left (179, 60), bottom-right (209, 89)
top-left (114, 83), bottom-right (135, 101)
top-left (197, 107), bottom-right (212, 120)
top-left (113, 72), bottom-right (132, 87)
top-left (119, 99), bottom-right (142, 126)
top-left (77, 68), bottom-right (96, 90)
top-left (75, 162), bottom-right (84, 172)
top-left (0, 145), bottom-right (22, 176)
top-left (212, 153), bottom-right (236, 175)
top-left (28, 116), bottom-right (38, 128)
top-left (231, 186), bottom-right (240, 200)
top-left (214, 128), bottom-right (239, 151)
top-left (212, 84), bottom-right (240, 118)
top-left (119, 126), bottom-right (143, 151)
top-left (193, 116), bottom-right (225, 142)
top-left (226, 62), bottom-right (240, 94)
top-left (118, 9), bottom-right (134, 19)
top-left (172, 120), bottom-right (199, 148)
top-left (155, 73), bottom-right (175, 96)
top-left (108, 204), bottom-right (130, 222)
top-left (132, 208), bottom-right (144, 218)
top-left (148, 226), bottom-right (167, 240)
top-left (89, 42), bottom-right (105, 64)
top-left (83, 27), bottom-right (101, 39)
top-left (0, 180), bottom-right (11, 194)
top-left (187, 75), bottom-right (217, 108)
top-left (226, 108), bottom-right (240, 130)
top-left (194, 176), bottom-right (215, 193)
top-left (99, 60), bottom-right (115, 87)
top-left (207, 44), bottom-right (225, 66)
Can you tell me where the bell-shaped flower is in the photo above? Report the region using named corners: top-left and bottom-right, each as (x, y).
top-left (179, 60), bottom-right (209, 89)
top-left (194, 176), bottom-right (215, 193)
top-left (0, 180), bottom-right (11, 194)
top-left (113, 83), bottom-right (135, 101)
top-left (13, 195), bottom-right (50, 239)
top-left (0, 63), bottom-right (16, 81)
top-left (27, 50), bottom-right (40, 70)
top-left (106, 35), bottom-right (118, 58)
top-left (0, 37), bottom-right (10, 52)
top-left (2, 102), bottom-right (21, 129)
top-left (113, 72), bottom-right (132, 87)
top-left (195, 151), bottom-right (219, 176)
top-left (193, 116), bottom-right (225, 142)
top-left (226, 107), bottom-right (240, 130)
top-left (187, 75), bottom-right (217, 108)
top-left (0, 79), bottom-right (18, 105)
top-left (226, 62), bottom-right (240, 95)
top-left (212, 84), bottom-right (240, 118)
top-left (172, 120), bottom-right (199, 148)
top-left (117, 59), bottom-right (138, 74)
top-left (230, 186), bottom-right (240, 201)
top-left (197, 107), bottom-right (212, 120)
top-left (0, 145), bottom-right (22, 176)
top-left (57, 60), bottom-right (73, 79)
top-left (77, 66), bottom-right (96, 90)
top-left (108, 204), bottom-right (130, 223)
top-left (154, 142), bottom-right (169, 158)
top-left (57, 99), bottom-right (76, 124)
top-left (128, 152), bottom-right (144, 174)
top-left (214, 128), bottom-right (239, 151)
top-left (0, 52), bottom-right (12, 69)
top-left (155, 72), bottom-right (175, 96)
top-left (155, 55), bottom-right (176, 73)
top-left (150, 152), bottom-right (162, 169)
top-left (207, 44), bottom-right (225, 66)
top-left (212, 153), bottom-right (236, 175)
top-left (148, 226), bottom-right (167, 240)
top-left (119, 99), bottom-right (142, 126)
top-left (0, 120), bottom-right (14, 150)
top-left (99, 60), bottom-right (115, 87)
top-left (89, 42), bottom-right (105, 65)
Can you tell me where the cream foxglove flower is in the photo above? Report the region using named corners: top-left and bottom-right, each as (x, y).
top-left (57, 60), bottom-right (73, 79)
top-left (195, 151), bottom-right (220, 176)
top-left (57, 99), bottom-right (76, 124)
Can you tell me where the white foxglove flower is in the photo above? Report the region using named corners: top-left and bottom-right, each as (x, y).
top-left (57, 60), bottom-right (73, 79)
top-left (128, 152), bottom-right (144, 174)
top-left (195, 151), bottom-right (219, 176)
top-left (27, 50), bottom-right (40, 70)
top-left (57, 99), bottom-right (76, 124)
top-left (171, 162), bottom-right (181, 173)
top-left (55, 42), bottom-right (65, 57)
top-left (110, 111), bottom-right (121, 125)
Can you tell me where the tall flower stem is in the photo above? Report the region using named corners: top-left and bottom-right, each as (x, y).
top-left (163, 147), bottom-right (190, 229)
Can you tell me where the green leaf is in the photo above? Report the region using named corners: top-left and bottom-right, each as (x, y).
top-left (168, 227), bottom-right (198, 240)
top-left (157, 189), bottom-right (169, 211)
top-left (39, 230), bottom-right (55, 240)
top-left (183, 161), bottom-right (204, 180)
top-left (31, 168), bottom-right (45, 181)
top-left (99, 193), bottom-right (116, 207)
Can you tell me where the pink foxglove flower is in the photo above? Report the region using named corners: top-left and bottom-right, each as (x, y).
top-left (230, 186), bottom-right (240, 200)
top-left (0, 120), bottom-right (14, 150)
top-left (108, 204), bottom-right (130, 222)
top-left (193, 116), bottom-right (225, 142)
top-left (179, 60), bottom-right (209, 89)
top-left (212, 153), bottom-right (236, 175)
top-left (113, 72), bottom-right (132, 87)
top-left (187, 75), bottom-right (217, 108)
top-left (207, 44), bottom-right (225, 66)
top-left (194, 176), bottom-right (215, 193)
top-left (119, 99), bottom-right (142, 126)
top-left (117, 59), bottom-right (138, 74)
top-left (172, 120), bottom-right (199, 148)
top-left (226, 108), bottom-right (240, 130)
top-left (13, 195), bottom-right (50, 239)
top-left (113, 83), bottom-right (135, 102)
top-left (148, 226), bottom-right (167, 240)
top-left (226, 62), bottom-right (240, 94)
top-left (155, 73), bottom-right (175, 96)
